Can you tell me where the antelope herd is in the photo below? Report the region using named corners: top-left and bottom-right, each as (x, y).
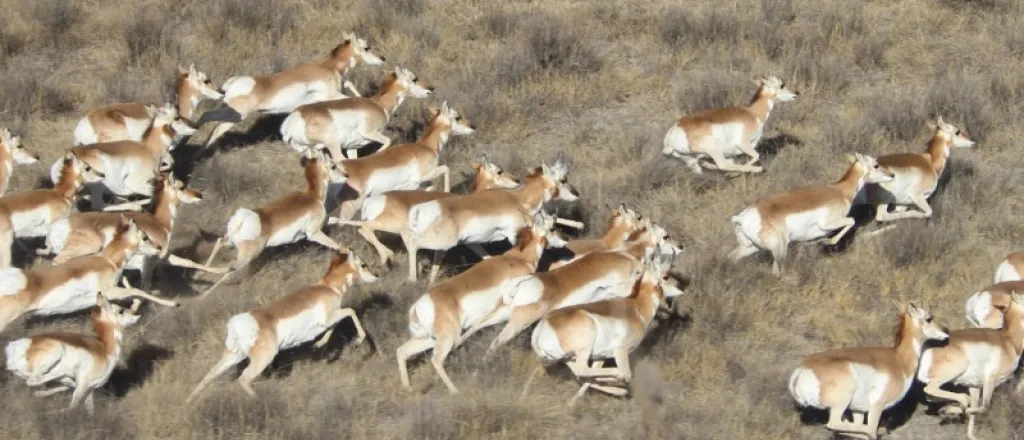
top-left (0, 31), bottom-right (1016, 440)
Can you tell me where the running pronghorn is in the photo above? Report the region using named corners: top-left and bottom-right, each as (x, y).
top-left (0, 217), bottom-right (179, 334)
top-left (854, 116), bottom-right (975, 223)
top-left (186, 249), bottom-right (378, 402)
top-left (918, 291), bottom-right (1024, 440)
top-left (530, 252), bottom-right (684, 406)
top-left (201, 155), bottom-right (346, 297)
top-left (58, 104), bottom-right (196, 210)
top-left (0, 152), bottom-right (104, 267)
top-left (401, 154), bottom-right (581, 282)
top-left (992, 250), bottom-right (1024, 283)
top-left (4, 294), bottom-right (142, 414)
top-left (0, 127), bottom-right (41, 196)
top-left (397, 212), bottom-right (565, 394)
top-left (729, 153), bottom-right (895, 275)
top-left (964, 281), bottom-right (1024, 330)
top-left (788, 303), bottom-right (950, 440)
top-left (328, 155), bottom-right (520, 265)
top-left (456, 219), bottom-right (680, 355)
top-left (40, 172), bottom-right (227, 289)
top-left (196, 34), bottom-right (386, 152)
top-left (326, 101), bottom-right (476, 221)
top-left (73, 64), bottom-right (221, 145)
top-left (662, 76), bottom-right (799, 174)
top-left (547, 204), bottom-right (645, 270)
top-left (280, 66), bottom-right (434, 162)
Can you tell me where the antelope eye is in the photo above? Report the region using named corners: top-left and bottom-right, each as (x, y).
top-left (955, 129), bottom-right (961, 135)
top-left (926, 316), bottom-right (934, 323)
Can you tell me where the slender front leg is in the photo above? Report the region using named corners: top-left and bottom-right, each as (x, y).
top-left (307, 230), bottom-right (341, 250)
top-left (706, 151), bottom-right (762, 173)
top-left (428, 249), bottom-right (446, 283)
top-left (823, 217), bottom-right (856, 246)
top-left (166, 254), bottom-right (230, 274)
top-left (736, 141), bottom-right (761, 168)
top-left (314, 308), bottom-right (367, 348)
top-left (104, 287), bottom-right (180, 307)
top-left (396, 337), bottom-right (435, 391)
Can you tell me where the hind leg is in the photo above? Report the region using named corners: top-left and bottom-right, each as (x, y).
top-left (765, 233), bottom-right (789, 276)
top-left (238, 343), bottom-right (279, 399)
top-left (357, 224), bottom-right (394, 266)
top-left (427, 249), bottom-right (446, 283)
top-left (822, 217), bottom-right (856, 246)
top-left (485, 304), bottom-right (546, 355)
top-left (728, 227), bottom-right (760, 262)
top-left (362, 131), bottom-right (391, 152)
top-left (35, 378), bottom-right (76, 397)
top-left (430, 334), bottom-right (460, 394)
top-left (307, 229), bottom-right (341, 251)
top-left (187, 349), bottom-right (247, 403)
top-left (397, 337), bottom-right (435, 391)
top-left (402, 231), bottom-right (420, 282)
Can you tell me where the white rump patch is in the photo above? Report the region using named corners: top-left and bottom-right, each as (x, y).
top-left (226, 208), bottom-right (261, 244)
top-left (221, 76), bottom-right (257, 99)
top-left (360, 194), bottom-right (388, 222)
top-left (530, 319), bottom-right (565, 362)
top-left (408, 200), bottom-right (442, 235)
top-left (72, 118), bottom-right (97, 146)
top-left (965, 291), bottom-right (994, 328)
top-left (662, 125), bottom-right (690, 156)
top-left (408, 295), bottom-right (435, 338)
top-left (4, 338), bottom-right (32, 376)
top-left (502, 275), bottom-right (544, 307)
top-left (994, 261), bottom-right (1021, 283)
top-left (46, 218), bottom-right (72, 255)
top-left (788, 367), bottom-right (822, 408)
top-left (49, 159), bottom-right (64, 186)
top-left (0, 268), bottom-right (28, 296)
top-left (280, 111), bottom-right (308, 146)
top-left (225, 313), bottom-right (260, 354)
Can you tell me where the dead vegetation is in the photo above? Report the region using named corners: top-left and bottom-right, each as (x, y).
top-left (1, 0), bottom-right (1024, 439)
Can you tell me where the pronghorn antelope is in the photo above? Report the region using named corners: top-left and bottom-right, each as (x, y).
top-left (0, 152), bottom-right (104, 268)
top-left (280, 66), bottom-right (434, 162)
top-left (918, 291), bottom-right (1024, 440)
top-left (854, 116), bottom-right (975, 222)
top-left (187, 249), bottom-right (378, 402)
top-left (397, 212), bottom-right (565, 394)
top-left (964, 281), bottom-right (1024, 330)
top-left (530, 252), bottom-right (683, 406)
top-left (401, 154), bottom-right (581, 282)
top-left (58, 104), bottom-right (196, 210)
top-left (4, 294), bottom-right (142, 414)
top-left (0, 128), bottom-right (40, 196)
top-left (329, 155), bottom-right (519, 265)
top-left (201, 155), bottom-right (346, 297)
top-left (788, 303), bottom-right (950, 440)
top-left (0, 217), bottom-right (179, 334)
top-left (662, 76), bottom-right (799, 174)
top-left (197, 34), bottom-right (386, 151)
top-left (992, 251), bottom-right (1024, 283)
top-left (456, 219), bottom-right (680, 354)
top-left (729, 153), bottom-right (895, 275)
top-left (547, 204), bottom-right (645, 271)
top-left (40, 172), bottom-right (226, 289)
top-left (73, 64), bottom-right (221, 145)
top-left (327, 101), bottom-right (476, 222)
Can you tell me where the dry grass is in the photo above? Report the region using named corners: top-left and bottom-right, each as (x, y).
top-left (2, 0), bottom-right (1024, 438)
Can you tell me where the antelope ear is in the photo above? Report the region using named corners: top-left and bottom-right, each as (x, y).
top-left (189, 63), bottom-right (198, 77)
top-left (440, 101), bottom-right (450, 114)
top-left (845, 153), bottom-right (857, 164)
top-left (936, 115), bottom-right (946, 128)
top-left (428, 105), bottom-right (440, 117)
top-left (178, 65), bottom-right (188, 75)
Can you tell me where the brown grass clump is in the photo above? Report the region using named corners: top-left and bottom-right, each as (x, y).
top-left (1, 0), bottom-right (1023, 439)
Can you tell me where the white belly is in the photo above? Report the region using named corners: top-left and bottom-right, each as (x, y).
top-left (275, 305), bottom-right (330, 349)
top-left (784, 208), bottom-right (837, 242)
top-left (363, 162), bottom-right (422, 197)
top-left (460, 214), bottom-right (522, 244)
top-left (847, 363), bottom-right (909, 412)
top-left (329, 111), bottom-right (375, 149)
top-left (706, 122), bottom-right (749, 156)
top-left (588, 313), bottom-right (633, 358)
top-left (458, 286), bottom-right (505, 328)
top-left (12, 206), bottom-right (54, 238)
top-left (261, 82), bottom-right (330, 114)
top-left (33, 274), bottom-right (103, 316)
top-left (555, 271), bottom-right (630, 310)
top-left (266, 214), bottom-right (312, 247)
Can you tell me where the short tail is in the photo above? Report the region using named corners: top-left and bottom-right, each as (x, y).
top-left (224, 313), bottom-right (260, 355)
top-left (225, 208), bottom-right (261, 245)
